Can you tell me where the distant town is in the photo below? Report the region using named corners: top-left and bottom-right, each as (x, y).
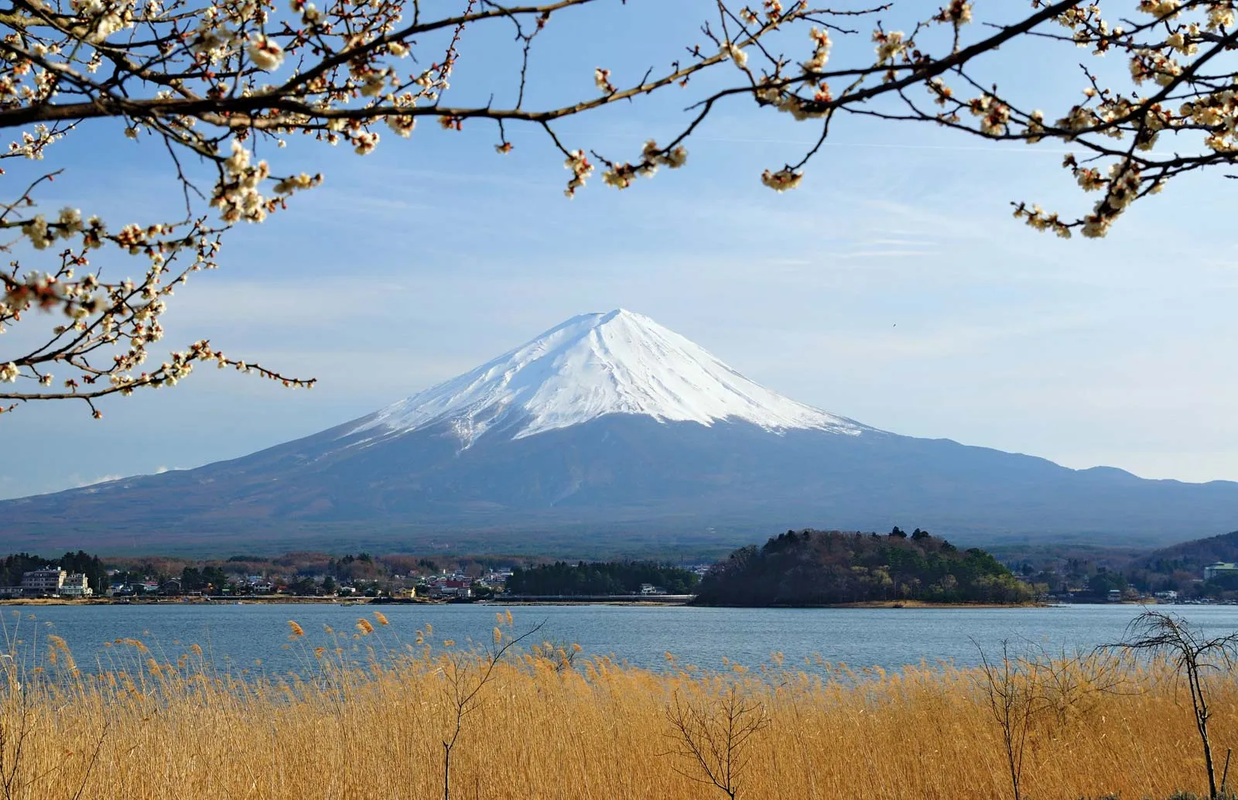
top-left (0, 551), bottom-right (712, 602)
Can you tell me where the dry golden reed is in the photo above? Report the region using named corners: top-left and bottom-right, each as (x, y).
top-left (0, 620), bottom-right (1227, 800)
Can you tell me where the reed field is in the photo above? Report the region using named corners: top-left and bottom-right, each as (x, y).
top-left (0, 610), bottom-right (1232, 800)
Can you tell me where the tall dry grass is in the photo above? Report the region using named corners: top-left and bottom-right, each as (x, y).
top-left (0, 611), bottom-right (1229, 800)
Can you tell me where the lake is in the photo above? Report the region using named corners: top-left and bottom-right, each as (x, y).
top-left (6, 602), bottom-right (1238, 676)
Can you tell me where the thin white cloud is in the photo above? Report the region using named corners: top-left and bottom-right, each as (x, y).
top-left (835, 250), bottom-right (936, 260)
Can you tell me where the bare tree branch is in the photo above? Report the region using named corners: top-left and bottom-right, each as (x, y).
top-left (4, 0), bottom-right (1238, 418)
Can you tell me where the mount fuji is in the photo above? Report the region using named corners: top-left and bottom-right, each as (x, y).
top-left (350, 309), bottom-right (867, 445)
top-left (4, 309), bottom-right (1238, 555)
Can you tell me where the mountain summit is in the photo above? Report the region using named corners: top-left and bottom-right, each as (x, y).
top-left (349, 309), bottom-right (864, 446)
top-left (3, 310), bottom-right (1238, 556)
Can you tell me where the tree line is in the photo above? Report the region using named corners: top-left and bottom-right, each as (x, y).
top-left (506, 561), bottom-right (700, 596)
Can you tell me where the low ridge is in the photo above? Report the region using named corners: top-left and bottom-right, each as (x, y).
top-left (349, 309), bottom-right (867, 446)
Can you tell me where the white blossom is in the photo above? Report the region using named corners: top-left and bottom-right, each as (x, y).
top-left (642, 140), bottom-right (688, 169)
top-left (386, 115), bottom-right (415, 137)
top-left (247, 35), bottom-right (285, 71)
top-left (353, 131), bottom-right (379, 155)
top-left (57, 207), bottom-right (83, 234)
top-left (224, 139), bottom-right (251, 175)
top-left (761, 168), bottom-right (803, 191)
top-left (1139, 0), bottom-right (1182, 18)
top-left (22, 216), bottom-right (53, 249)
top-left (602, 166), bottom-right (634, 189)
top-left (804, 27), bottom-right (832, 72)
top-left (563, 150), bottom-right (594, 198)
top-left (594, 68), bottom-right (614, 93)
top-left (873, 30), bottom-right (907, 63)
top-left (720, 42), bottom-right (748, 69)
top-left (1207, 3), bottom-right (1236, 30)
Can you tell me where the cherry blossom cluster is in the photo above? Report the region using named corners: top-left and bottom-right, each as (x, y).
top-left (5, 0), bottom-right (1238, 418)
top-left (0, 0), bottom-right (813, 418)
top-left (563, 150), bottom-right (594, 198)
top-left (596, 140), bottom-right (689, 191)
top-left (0, 187), bottom-right (315, 417)
top-left (719, 0), bottom-right (1238, 238)
top-left (760, 168), bottom-right (804, 192)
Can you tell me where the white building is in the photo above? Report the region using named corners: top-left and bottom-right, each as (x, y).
top-left (21, 568), bottom-right (65, 596)
top-left (1204, 562), bottom-right (1238, 581)
top-left (59, 573), bottom-right (93, 597)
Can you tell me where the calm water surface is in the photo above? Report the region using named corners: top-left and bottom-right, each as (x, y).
top-left (9, 603), bottom-right (1238, 675)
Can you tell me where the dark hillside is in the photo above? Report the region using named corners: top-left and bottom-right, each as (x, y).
top-left (1132, 530), bottom-right (1238, 573)
top-left (694, 527), bottom-right (1033, 607)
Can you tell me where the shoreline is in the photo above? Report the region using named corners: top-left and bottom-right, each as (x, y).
top-left (689, 600), bottom-right (1050, 609)
top-left (0, 597), bottom-right (1169, 609)
top-left (0, 596), bottom-right (385, 605)
top-left (0, 596), bottom-right (1055, 608)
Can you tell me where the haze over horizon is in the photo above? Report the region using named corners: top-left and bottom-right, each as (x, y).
top-left (4, 1), bottom-right (1238, 500)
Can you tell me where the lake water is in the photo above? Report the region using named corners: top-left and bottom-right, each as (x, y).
top-left (7, 603), bottom-right (1238, 676)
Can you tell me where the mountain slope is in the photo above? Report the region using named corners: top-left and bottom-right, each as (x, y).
top-left (2, 309), bottom-right (1237, 556)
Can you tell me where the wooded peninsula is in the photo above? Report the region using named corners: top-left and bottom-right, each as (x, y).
top-left (693, 528), bottom-right (1035, 606)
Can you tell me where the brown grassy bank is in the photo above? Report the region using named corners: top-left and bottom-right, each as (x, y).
top-left (0, 612), bottom-right (1228, 800)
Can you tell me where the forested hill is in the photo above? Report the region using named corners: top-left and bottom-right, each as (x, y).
top-left (1130, 529), bottom-right (1238, 574)
top-left (693, 528), bottom-right (1034, 607)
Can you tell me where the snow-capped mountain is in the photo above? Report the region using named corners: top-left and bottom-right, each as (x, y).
top-left (349, 309), bottom-right (864, 446)
top-left (3, 310), bottom-right (1238, 556)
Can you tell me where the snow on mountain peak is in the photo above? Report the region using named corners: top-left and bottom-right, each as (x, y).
top-left (349, 309), bottom-right (867, 445)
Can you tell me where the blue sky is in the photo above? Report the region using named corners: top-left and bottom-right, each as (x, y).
top-left (3, 0), bottom-right (1237, 499)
